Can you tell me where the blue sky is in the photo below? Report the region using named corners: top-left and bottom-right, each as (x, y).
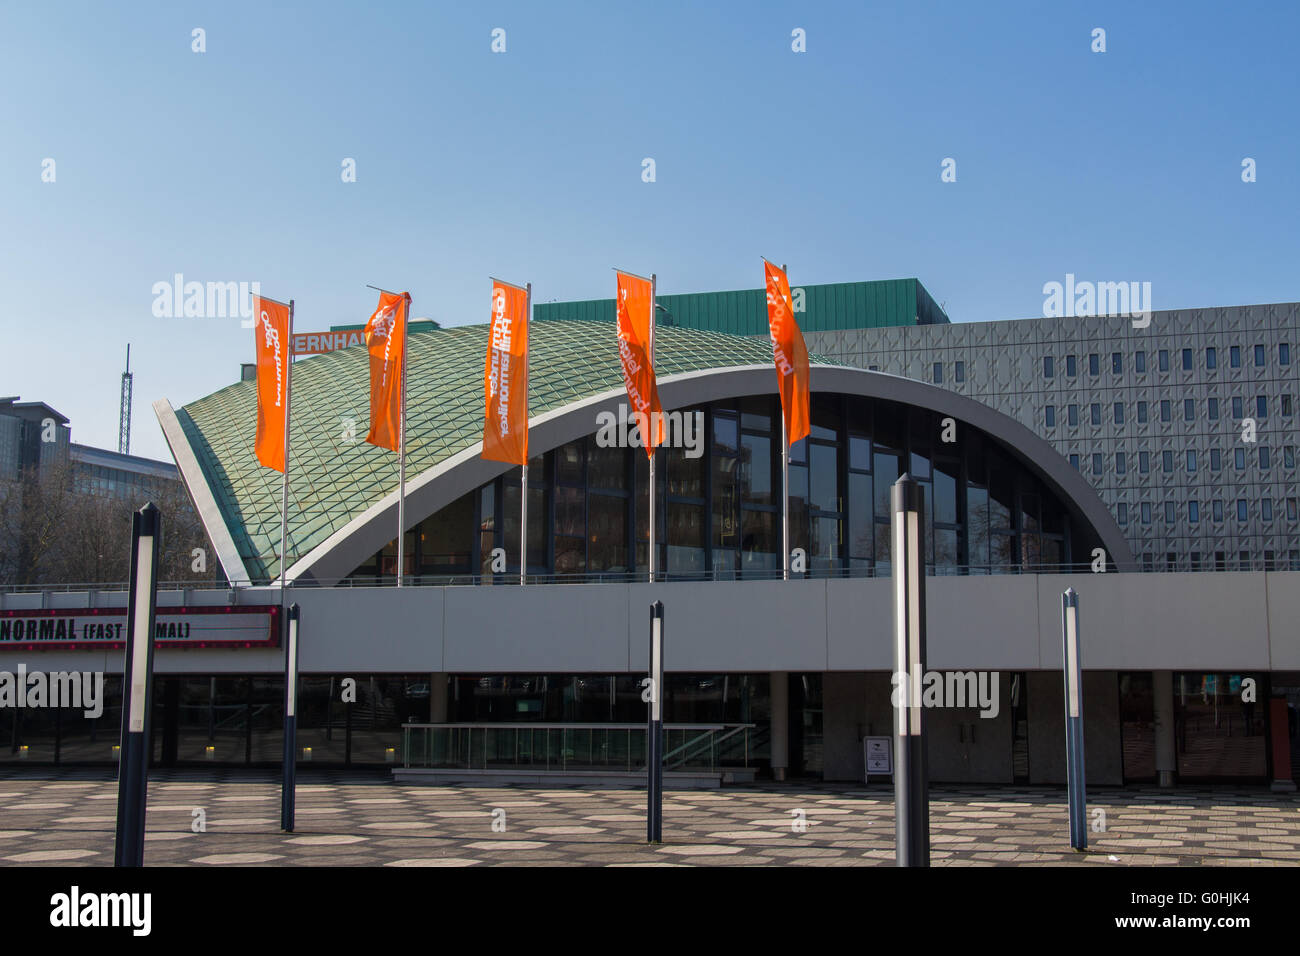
top-left (2, 0), bottom-right (1297, 460)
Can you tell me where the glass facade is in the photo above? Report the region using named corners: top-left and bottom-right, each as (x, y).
top-left (349, 393), bottom-right (1090, 581)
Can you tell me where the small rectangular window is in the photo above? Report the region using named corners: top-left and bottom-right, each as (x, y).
top-left (1135, 350), bottom-right (1146, 373)
top-left (1116, 451), bottom-right (1126, 474)
top-left (1237, 499), bottom-right (1248, 521)
top-left (1232, 396), bottom-right (1243, 419)
top-left (1089, 353), bottom-right (1099, 376)
top-left (1235, 448), bottom-right (1246, 470)
top-left (1213, 500), bottom-right (1224, 521)
top-left (1182, 348), bottom-right (1193, 370)
top-left (1184, 398), bottom-right (1194, 421)
top-left (1045, 405), bottom-right (1056, 428)
top-left (1068, 404), bottom-right (1078, 426)
top-left (1114, 402), bottom-right (1124, 425)
top-left (933, 363), bottom-right (943, 384)
top-left (1163, 450), bottom-right (1173, 473)
top-left (1288, 498), bottom-right (1297, 521)
top-left (1230, 345), bottom-right (1241, 368)
top-left (1189, 501), bottom-right (1199, 523)
top-left (1206, 347), bottom-right (1217, 369)
top-left (1142, 502), bottom-right (1152, 524)
top-left (1066, 355), bottom-right (1077, 377)
top-left (1092, 452), bottom-right (1103, 474)
top-left (1282, 395), bottom-right (1292, 417)
top-left (1257, 395), bottom-right (1267, 417)
top-left (1112, 353), bottom-right (1122, 374)
top-left (1158, 349), bottom-right (1169, 372)
top-left (1090, 403), bottom-right (1101, 426)
top-left (954, 361), bottom-right (965, 383)
top-left (1260, 446), bottom-right (1271, 469)
top-left (1117, 503), bottom-right (1128, 525)
top-left (1187, 449), bottom-right (1197, 472)
top-left (1255, 344), bottom-right (1266, 366)
top-left (1164, 502), bottom-right (1176, 523)
top-left (1263, 498), bottom-right (1273, 521)
top-left (1208, 397), bottom-right (1219, 419)
top-left (1160, 400), bottom-right (1171, 422)
top-left (1286, 446), bottom-right (1296, 468)
top-left (1043, 356), bottom-right (1054, 378)
top-left (1139, 451), bottom-right (1150, 473)
top-left (1069, 453), bottom-right (1080, 470)
top-left (1210, 449), bottom-right (1221, 470)
top-left (1281, 343), bottom-right (1291, 365)
top-left (1137, 401), bottom-right (1148, 423)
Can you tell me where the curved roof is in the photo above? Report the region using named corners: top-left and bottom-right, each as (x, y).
top-left (157, 320), bottom-right (1136, 586)
top-left (156, 320), bottom-right (790, 584)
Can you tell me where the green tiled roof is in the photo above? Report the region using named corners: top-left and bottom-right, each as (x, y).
top-left (178, 319), bottom-right (811, 583)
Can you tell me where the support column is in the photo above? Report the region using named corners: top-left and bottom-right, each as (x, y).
top-left (1153, 670), bottom-right (1176, 788)
top-left (1269, 696), bottom-right (1296, 792)
top-left (770, 672), bottom-right (789, 782)
top-left (429, 673), bottom-right (449, 724)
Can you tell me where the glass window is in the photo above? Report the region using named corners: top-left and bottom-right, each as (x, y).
top-left (739, 396), bottom-right (773, 432)
top-left (741, 509), bottom-right (779, 572)
top-left (1262, 498), bottom-right (1274, 522)
top-left (1067, 404), bottom-right (1078, 427)
top-left (1189, 501), bottom-right (1199, 523)
top-left (873, 451), bottom-right (899, 519)
top-left (1260, 446), bottom-right (1270, 469)
top-left (1114, 402), bottom-right (1124, 424)
top-left (809, 443), bottom-right (839, 513)
top-left (848, 435), bottom-right (871, 471)
top-left (1089, 353), bottom-right (1099, 376)
top-left (1164, 501), bottom-right (1176, 523)
top-left (1162, 450), bottom-right (1173, 473)
top-left (847, 473), bottom-right (872, 560)
top-left (1158, 349), bottom-right (1169, 372)
top-left (1288, 498), bottom-right (1298, 521)
top-left (1066, 355), bottom-right (1077, 377)
top-left (1069, 454), bottom-right (1079, 470)
top-left (555, 439), bottom-right (584, 485)
top-left (1230, 345), bottom-right (1241, 368)
top-left (1137, 401), bottom-right (1148, 423)
top-left (1283, 395), bottom-right (1293, 417)
top-left (1235, 448), bottom-right (1245, 470)
top-left (1090, 403), bottom-right (1101, 426)
top-left (1182, 348), bottom-right (1193, 370)
top-left (1210, 449), bottom-right (1221, 470)
top-left (1135, 350), bottom-right (1146, 373)
top-left (1043, 356), bottom-right (1054, 378)
top-left (589, 494), bottom-right (628, 572)
top-left (1116, 451), bottom-right (1127, 473)
top-left (588, 437), bottom-right (628, 491)
top-left (1092, 452), bottom-right (1103, 475)
top-left (1184, 398), bottom-right (1194, 421)
top-left (665, 501), bottom-right (704, 573)
top-left (1232, 397), bottom-right (1243, 419)
top-left (1213, 500), bottom-right (1223, 521)
top-left (740, 433), bottom-right (774, 506)
top-left (1141, 502), bottom-right (1151, 524)
top-left (1286, 446), bottom-right (1296, 469)
top-left (1206, 346), bottom-right (1217, 369)
top-left (1045, 405), bottom-right (1056, 428)
top-left (1187, 450), bottom-right (1197, 472)
top-left (1281, 343), bottom-right (1291, 365)
top-left (1237, 499), bottom-right (1248, 521)
top-left (954, 361), bottom-right (965, 383)
top-left (1208, 397), bottom-right (1219, 419)
top-left (1254, 344), bottom-right (1266, 366)
top-left (1139, 451), bottom-right (1149, 473)
top-left (932, 362), bottom-right (943, 384)
top-left (933, 460), bottom-right (958, 525)
top-left (1117, 502), bottom-right (1128, 524)
top-left (1257, 395), bottom-right (1267, 417)
top-left (1160, 400), bottom-right (1171, 422)
top-left (1112, 352), bottom-right (1122, 374)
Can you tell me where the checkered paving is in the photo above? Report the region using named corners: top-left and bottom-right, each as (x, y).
top-left (0, 770), bottom-right (1296, 866)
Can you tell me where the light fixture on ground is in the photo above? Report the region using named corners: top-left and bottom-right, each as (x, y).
top-left (1061, 587), bottom-right (1087, 850)
top-left (891, 474), bottom-right (929, 867)
top-left (281, 602), bottom-right (301, 832)
top-left (646, 600), bottom-right (664, 844)
top-left (114, 502), bottom-right (161, 868)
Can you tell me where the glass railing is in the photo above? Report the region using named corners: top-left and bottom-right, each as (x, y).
top-left (400, 722), bottom-right (755, 773)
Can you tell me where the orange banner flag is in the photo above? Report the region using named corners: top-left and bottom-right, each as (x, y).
top-left (482, 280), bottom-right (530, 465)
top-left (364, 291), bottom-right (410, 452)
top-left (253, 295), bottom-right (291, 472)
top-left (615, 270), bottom-right (665, 455)
top-left (764, 261), bottom-right (810, 445)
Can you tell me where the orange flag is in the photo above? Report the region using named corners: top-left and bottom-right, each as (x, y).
top-left (253, 295), bottom-right (291, 472)
top-left (764, 261), bottom-right (810, 445)
top-left (482, 279), bottom-right (529, 465)
top-left (364, 291), bottom-right (410, 452)
top-left (615, 270), bottom-right (664, 455)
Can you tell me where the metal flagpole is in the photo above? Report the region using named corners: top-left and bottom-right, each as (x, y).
top-left (279, 300), bottom-right (294, 593)
top-left (521, 282), bottom-right (531, 587)
top-left (781, 264), bottom-right (790, 582)
top-left (397, 294), bottom-right (409, 587)
top-left (648, 273), bottom-right (656, 584)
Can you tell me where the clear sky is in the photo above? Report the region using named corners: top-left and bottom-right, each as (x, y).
top-left (2, 0), bottom-right (1297, 460)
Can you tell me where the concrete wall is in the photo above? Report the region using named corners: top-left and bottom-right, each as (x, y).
top-left (2, 571), bottom-right (1297, 675)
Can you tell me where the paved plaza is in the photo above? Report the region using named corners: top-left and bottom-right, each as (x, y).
top-left (0, 770), bottom-right (1297, 866)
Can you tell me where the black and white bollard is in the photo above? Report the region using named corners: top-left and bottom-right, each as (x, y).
top-left (891, 475), bottom-right (930, 867)
top-left (114, 502), bottom-right (161, 867)
top-left (281, 603), bottom-right (301, 832)
top-left (1062, 588), bottom-right (1087, 850)
top-left (647, 600), bottom-right (664, 844)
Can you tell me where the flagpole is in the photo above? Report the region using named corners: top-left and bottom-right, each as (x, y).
top-left (648, 273), bottom-right (657, 585)
top-left (781, 264), bottom-right (790, 582)
top-left (397, 294), bottom-right (409, 588)
top-left (521, 282), bottom-right (531, 587)
top-left (280, 300), bottom-right (294, 593)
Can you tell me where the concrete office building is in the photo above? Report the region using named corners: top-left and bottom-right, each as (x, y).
top-left (1, 281), bottom-right (1296, 789)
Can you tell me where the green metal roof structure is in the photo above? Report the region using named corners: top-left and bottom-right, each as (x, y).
top-left (534, 278), bottom-right (949, 335)
top-left (157, 319), bottom-right (813, 585)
